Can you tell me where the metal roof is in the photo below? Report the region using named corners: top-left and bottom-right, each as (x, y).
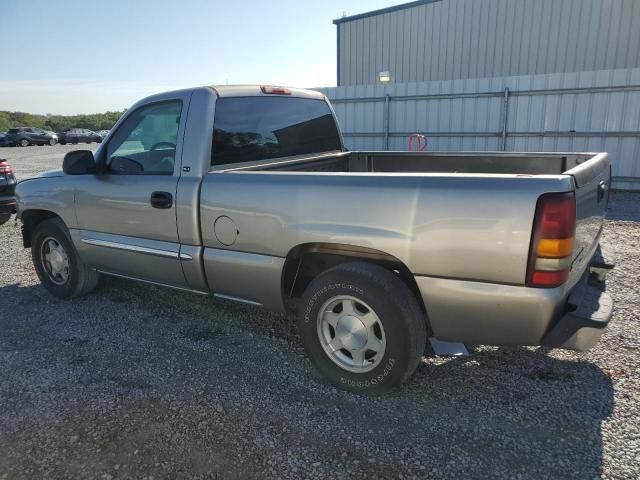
top-left (333, 0), bottom-right (442, 25)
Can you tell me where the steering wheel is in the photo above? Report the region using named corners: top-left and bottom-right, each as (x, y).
top-left (110, 156), bottom-right (144, 173)
top-left (149, 141), bottom-right (176, 153)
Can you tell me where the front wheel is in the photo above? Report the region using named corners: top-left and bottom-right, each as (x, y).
top-left (298, 262), bottom-right (427, 393)
top-left (32, 218), bottom-right (100, 299)
top-left (19, 139), bottom-right (30, 147)
top-left (49, 138), bottom-right (57, 146)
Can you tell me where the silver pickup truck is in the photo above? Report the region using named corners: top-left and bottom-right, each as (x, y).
top-left (15, 85), bottom-right (614, 392)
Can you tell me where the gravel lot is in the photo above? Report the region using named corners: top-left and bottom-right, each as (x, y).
top-left (1, 145), bottom-right (639, 479)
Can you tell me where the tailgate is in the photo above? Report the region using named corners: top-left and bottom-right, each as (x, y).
top-left (565, 153), bottom-right (611, 288)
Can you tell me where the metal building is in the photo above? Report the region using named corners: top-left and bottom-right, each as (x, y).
top-left (335, 0), bottom-right (640, 86)
top-left (324, 0), bottom-right (640, 190)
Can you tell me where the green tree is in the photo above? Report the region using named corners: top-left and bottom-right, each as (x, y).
top-left (0, 110), bottom-right (125, 132)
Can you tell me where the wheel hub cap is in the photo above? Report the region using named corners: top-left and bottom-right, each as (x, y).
top-left (317, 295), bottom-right (386, 373)
top-left (335, 315), bottom-right (368, 350)
top-left (48, 250), bottom-right (64, 272)
top-left (41, 237), bottom-right (69, 285)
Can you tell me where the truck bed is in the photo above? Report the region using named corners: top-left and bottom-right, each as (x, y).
top-left (203, 150), bottom-right (610, 332)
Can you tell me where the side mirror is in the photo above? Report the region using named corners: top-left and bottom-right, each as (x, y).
top-left (63, 150), bottom-right (96, 175)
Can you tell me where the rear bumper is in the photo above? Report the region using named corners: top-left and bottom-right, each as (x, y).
top-left (541, 245), bottom-right (615, 351)
top-left (540, 279), bottom-right (612, 351)
top-left (415, 247), bottom-right (614, 351)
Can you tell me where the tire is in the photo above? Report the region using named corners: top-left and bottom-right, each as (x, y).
top-left (31, 218), bottom-right (100, 299)
top-left (19, 138), bottom-right (30, 147)
top-left (49, 138), bottom-right (57, 146)
top-left (0, 212), bottom-right (11, 225)
top-left (298, 262), bottom-right (427, 393)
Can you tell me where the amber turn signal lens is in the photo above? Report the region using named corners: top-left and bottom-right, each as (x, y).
top-left (536, 238), bottom-right (574, 258)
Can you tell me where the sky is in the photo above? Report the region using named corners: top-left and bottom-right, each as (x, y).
top-left (0, 0), bottom-right (399, 115)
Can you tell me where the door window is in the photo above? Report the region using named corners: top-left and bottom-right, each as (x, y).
top-left (106, 101), bottom-right (182, 175)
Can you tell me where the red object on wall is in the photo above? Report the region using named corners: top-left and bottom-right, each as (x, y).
top-left (408, 134), bottom-right (428, 151)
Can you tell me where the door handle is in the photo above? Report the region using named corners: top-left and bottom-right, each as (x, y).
top-left (150, 191), bottom-right (173, 209)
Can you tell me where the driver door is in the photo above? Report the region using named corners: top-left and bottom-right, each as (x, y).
top-left (31, 128), bottom-right (48, 144)
top-left (73, 99), bottom-right (188, 288)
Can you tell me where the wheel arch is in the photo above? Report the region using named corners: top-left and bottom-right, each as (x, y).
top-left (20, 209), bottom-right (64, 248)
top-left (281, 242), bottom-right (427, 315)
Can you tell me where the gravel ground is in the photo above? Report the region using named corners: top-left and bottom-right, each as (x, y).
top-left (0, 145), bottom-right (639, 479)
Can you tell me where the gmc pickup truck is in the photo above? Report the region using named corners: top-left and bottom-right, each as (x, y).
top-left (15, 85), bottom-right (614, 392)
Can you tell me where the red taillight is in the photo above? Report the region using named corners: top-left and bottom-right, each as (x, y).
top-left (538, 194), bottom-right (576, 238)
top-left (260, 85), bottom-right (291, 95)
top-left (0, 161), bottom-right (13, 175)
top-left (526, 192), bottom-right (576, 288)
top-left (530, 270), bottom-right (570, 287)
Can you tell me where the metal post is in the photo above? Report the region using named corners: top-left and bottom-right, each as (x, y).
top-left (384, 94), bottom-right (391, 151)
top-left (501, 87), bottom-right (510, 151)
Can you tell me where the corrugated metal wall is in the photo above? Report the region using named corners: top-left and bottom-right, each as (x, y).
top-left (337, 0), bottom-right (640, 86)
top-left (319, 68), bottom-right (640, 190)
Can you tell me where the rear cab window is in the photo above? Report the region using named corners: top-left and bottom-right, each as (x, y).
top-left (211, 96), bottom-right (342, 167)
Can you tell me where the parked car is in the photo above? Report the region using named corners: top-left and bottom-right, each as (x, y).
top-left (5, 127), bottom-right (58, 147)
top-left (15, 85), bottom-right (614, 393)
top-left (0, 132), bottom-right (12, 147)
top-left (0, 158), bottom-right (16, 225)
top-left (58, 128), bottom-right (102, 145)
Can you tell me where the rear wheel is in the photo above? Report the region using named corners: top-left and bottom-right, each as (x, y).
top-left (298, 262), bottom-right (427, 393)
top-left (32, 218), bottom-right (100, 299)
top-left (49, 138), bottom-right (57, 146)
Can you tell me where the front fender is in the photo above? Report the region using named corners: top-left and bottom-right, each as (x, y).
top-left (16, 177), bottom-right (76, 229)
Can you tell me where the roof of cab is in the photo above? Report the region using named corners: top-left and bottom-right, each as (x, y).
top-left (210, 85), bottom-right (325, 100)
